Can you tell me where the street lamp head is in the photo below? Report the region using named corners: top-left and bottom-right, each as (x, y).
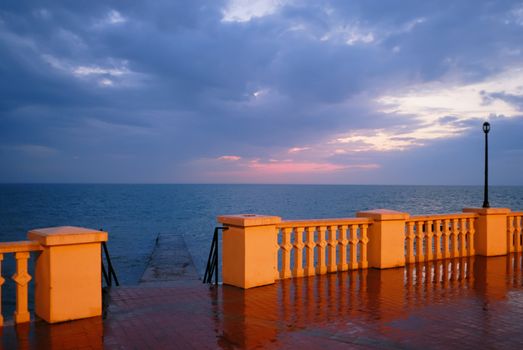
top-left (483, 121), bottom-right (490, 134)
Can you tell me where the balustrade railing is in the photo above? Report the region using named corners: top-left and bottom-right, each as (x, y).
top-left (219, 207), bottom-right (519, 289)
top-left (405, 214), bottom-right (477, 263)
top-left (276, 218), bottom-right (370, 280)
top-left (507, 212), bottom-right (523, 253)
top-left (0, 241), bottom-right (42, 325)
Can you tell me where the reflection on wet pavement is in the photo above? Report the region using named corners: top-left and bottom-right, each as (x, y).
top-left (2, 254), bottom-right (523, 349)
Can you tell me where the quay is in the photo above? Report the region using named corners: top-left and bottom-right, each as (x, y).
top-left (0, 207), bottom-right (523, 348)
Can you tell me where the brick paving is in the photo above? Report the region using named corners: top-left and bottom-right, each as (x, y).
top-left (2, 254), bottom-right (523, 349)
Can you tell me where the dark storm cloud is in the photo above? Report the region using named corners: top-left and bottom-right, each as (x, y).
top-left (1, 0), bottom-right (523, 183)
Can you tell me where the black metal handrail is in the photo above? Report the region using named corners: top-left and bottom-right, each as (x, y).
top-left (100, 230), bottom-right (119, 287)
top-left (203, 226), bottom-right (228, 285)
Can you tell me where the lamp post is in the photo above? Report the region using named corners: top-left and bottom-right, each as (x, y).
top-left (482, 121), bottom-right (490, 208)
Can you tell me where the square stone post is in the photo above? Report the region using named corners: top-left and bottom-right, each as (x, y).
top-left (463, 208), bottom-right (510, 256)
top-left (356, 209), bottom-right (409, 269)
top-left (28, 226), bottom-right (107, 323)
top-left (217, 214), bottom-right (281, 289)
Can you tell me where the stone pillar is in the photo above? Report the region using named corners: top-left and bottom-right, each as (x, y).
top-left (218, 214), bottom-right (281, 289)
top-left (28, 226), bottom-right (107, 323)
top-left (356, 209), bottom-right (409, 269)
top-left (463, 208), bottom-right (510, 256)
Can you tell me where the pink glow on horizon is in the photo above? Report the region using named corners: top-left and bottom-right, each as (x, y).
top-left (247, 160), bottom-right (379, 174)
top-left (203, 158), bottom-right (381, 182)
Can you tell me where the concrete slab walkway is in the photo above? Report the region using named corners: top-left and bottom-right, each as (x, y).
top-left (139, 233), bottom-right (199, 284)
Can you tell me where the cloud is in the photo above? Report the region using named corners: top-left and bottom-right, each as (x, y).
top-left (41, 54), bottom-right (141, 88)
top-left (377, 67), bottom-right (523, 124)
top-left (2, 144), bottom-right (58, 157)
top-left (73, 65), bottom-right (127, 77)
top-left (106, 10), bottom-right (126, 25)
top-left (320, 23), bottom-right (375, 45)
top-left (1, 1), bottom-right (523, 184)
top-left (218, 155), bottom-right (241, 161)
top-left (333, 125), bottom-right (464, 152)
top-left (221, 0), bottom-right (287, 23)
top-left (93, 9), bottom-right (127, 28)
top-left (288, 147), bottom-right (310, 153)
top-left (507, 4), bottom-right (523, 26)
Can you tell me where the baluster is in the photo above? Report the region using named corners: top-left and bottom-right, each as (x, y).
top-left (12, 251), bottom-right (31, 324)
top-left (515, 217), bottom-right (522, 253)
top-left (433, 220), bottom-right (441, 260)
top-left (360, 224), bottom-right (369, 268)
top-left (415, 221), bottom-right (423, 262)
top-left (468, 218), bottom-right (475, 256)
top-left (305, 227), bottom-right (316, 276)
top-left (280, 227), bottom-right (293, 279)
top-left (442, 219), bottom-right (450, 259)
top-left (507, 216), bottom-right (515, 253)
top-left (451, 219), bottom-right (459, 258)
top-left (338, 225), bottom-right (349, 271)
top-left (348, 224), bottom-right (358, 269)
top-left (316, 226), bottom-right (327, 275)
top-left (459, 218), bottom-right (467, 257)
top-left (275, 238), bottom-right (281, 280)
top-left (406, 222), bottom-right (415, 264)
top-left (0, 253), bottom-right (3, 326)
top-left (327, 225), bottom-right (338, 273)
top-left (293, 227), bottom-right (304, 278)
top-left (425, 220), bottom-right (433, 261)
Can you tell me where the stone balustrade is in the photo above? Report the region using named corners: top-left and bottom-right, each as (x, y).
top-left (405, 213), bottom-right (477, 263)
top-left (277, 218), bottom-right (370, 280)
top-left (507, 211), bottom-right (523, 253)
top-left (0, 241), bottom-right (42, 325)
top-left (0, 226), bottom-right (107, 325)
top-left (218, 207), bottom-right (520, 289)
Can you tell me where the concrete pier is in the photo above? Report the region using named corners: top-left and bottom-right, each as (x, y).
top-left (140, 233), bottom-right (198, 284)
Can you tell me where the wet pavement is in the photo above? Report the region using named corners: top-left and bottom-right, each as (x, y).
top-left (2, 254), bottom-right (523, 349)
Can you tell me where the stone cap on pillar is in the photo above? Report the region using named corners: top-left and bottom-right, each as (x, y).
top-left (356, 209), bottom-right (410, 221)
top-left (28, 226), bottom-right (108, 246)
top-left (463, 208), bottom-right (511, 215)
top-left (217, 214), bottom-right (281, 227)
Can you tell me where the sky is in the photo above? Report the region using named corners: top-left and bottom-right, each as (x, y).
top-left (1, 0), bottom-right (523, 185)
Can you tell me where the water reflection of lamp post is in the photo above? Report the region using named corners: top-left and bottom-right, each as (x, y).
top-left (482, 122), bottom-right (490, 208)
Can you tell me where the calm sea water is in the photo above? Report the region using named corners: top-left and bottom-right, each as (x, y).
top-left (1, 184), bottom-right (523, 287)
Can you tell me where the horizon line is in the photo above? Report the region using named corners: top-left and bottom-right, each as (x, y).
top-left (1, 182), bottom-right (521, 187)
